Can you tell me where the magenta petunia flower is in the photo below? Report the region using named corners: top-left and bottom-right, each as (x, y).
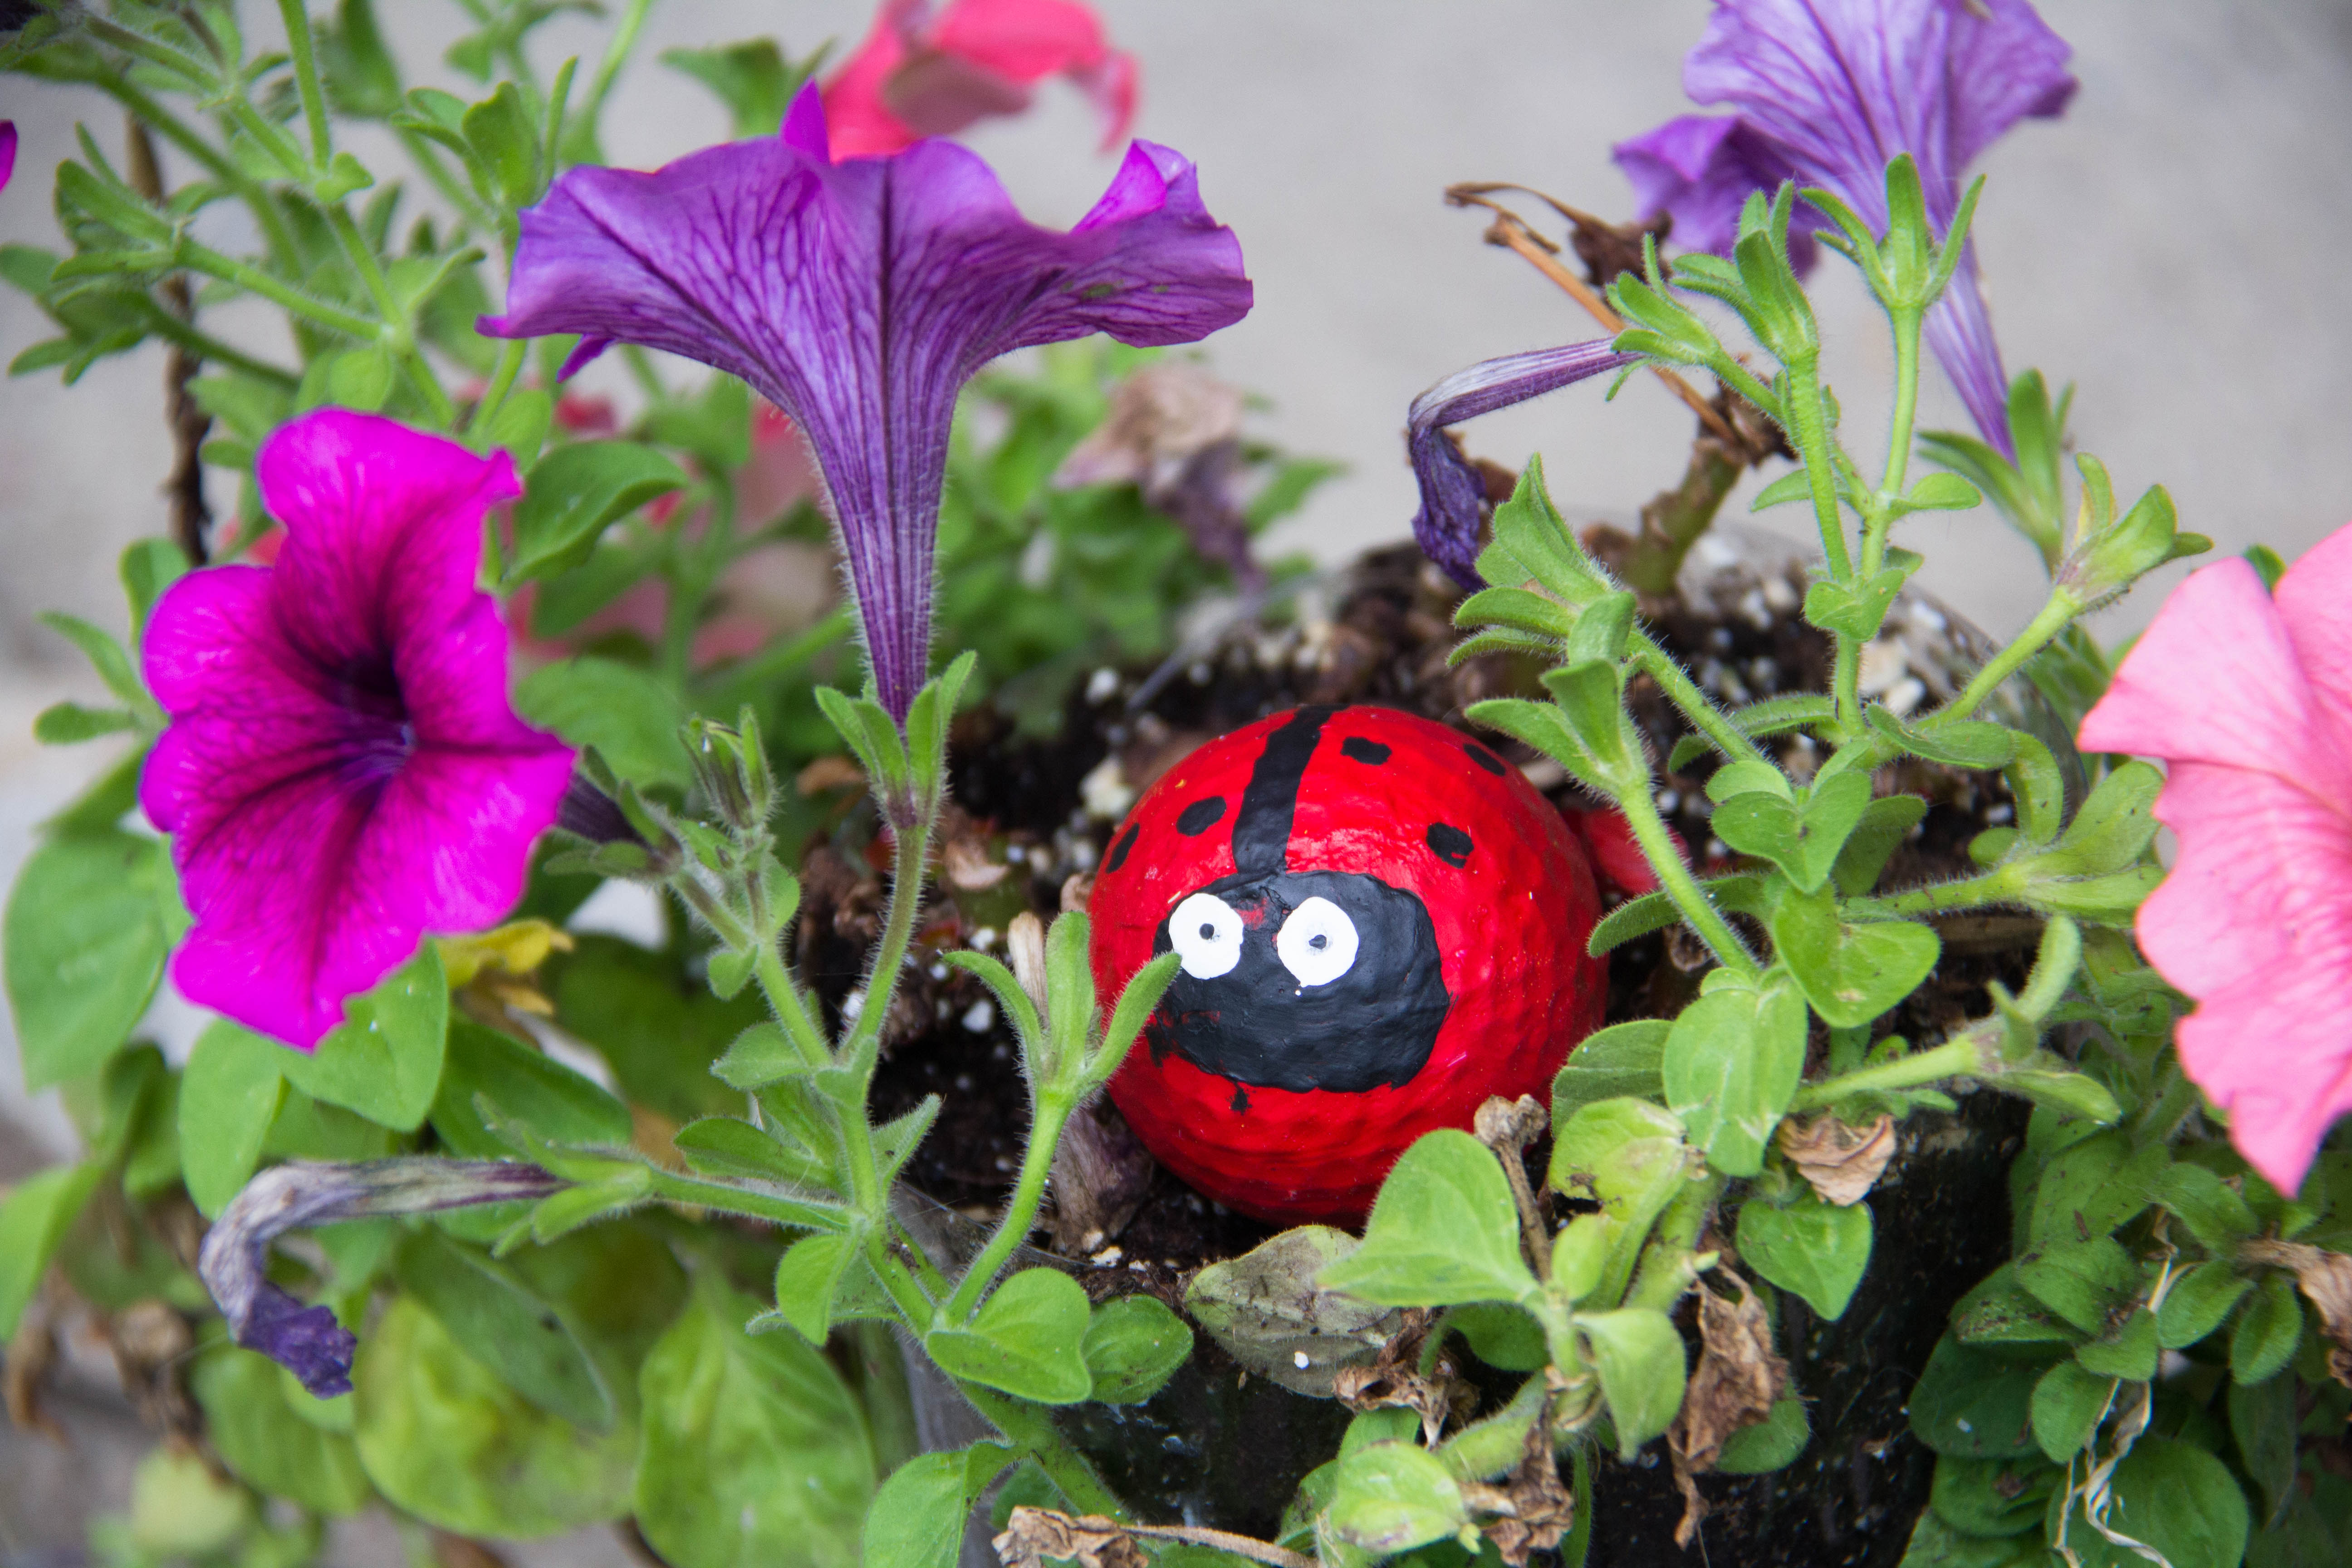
top-left (0, 121), bottom-right (16, 194)
top-left (141, 411), bottom-right (576, 1049)
top-left (2078, 526), bottom-right (2352, 1195)
top-left (1406, 339), bottom-right (1639, 588)
top-left (480, 84), bottom-right (1250, 720)
top-left (823, 0), bottom-right (1138, 160)
top-left (1614, 0), bottom-right (2076, 455)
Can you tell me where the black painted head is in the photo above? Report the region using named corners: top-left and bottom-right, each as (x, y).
top-left (1144, 706), bottom-right (1450, 1095)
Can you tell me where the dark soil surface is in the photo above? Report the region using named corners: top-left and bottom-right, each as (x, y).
top-left (802, 539), bottom-right (2043, 1558)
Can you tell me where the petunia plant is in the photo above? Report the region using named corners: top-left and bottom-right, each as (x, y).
top-left (5, 1), bottom-right (2352, 1567)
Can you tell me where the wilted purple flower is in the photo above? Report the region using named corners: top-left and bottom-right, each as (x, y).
top-left (200, 1159), bottom-right (565, 1396)
top-left (481, 84), bottom-right (1252, 720)
top-left (1615, 0), bottom-right (2076, 454)
top-left (1407, 340), bottom-right (1639, 588)
top-left (142, 412), bottom-right (576, 1049)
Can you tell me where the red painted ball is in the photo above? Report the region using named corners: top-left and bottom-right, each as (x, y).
top-left (1088, 704), bottom-right (1607, 1224)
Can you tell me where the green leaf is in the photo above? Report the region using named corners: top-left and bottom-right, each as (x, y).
top-left (1951, 1266), bottom-right (2077, 1349)
top-left (672, 1115), bottom-right (832, 1188)
top-left (863, 1449), bottom-right (996, 1568)
top-left (461, 81), bottom-right (541, 208)
top-left (38, 611), bottom-right (147, 709)
top-left (2073, 1305), bottom-right (2157, 1382)
top-left (2228, 1366), bottom-right (2298, 1526)
top-left (925, 1268), bottom-right (1094, 1404)
top-left (2046, 1436), bottom-right (2248, 1568)
top-left (1323, 1441), bottom-right (1468, 1556)
top-left (0, 1161), bottom-right (104, 1339)
top-left (1714, 1396), bottom-right (1810, 1474)
top-left (429, 1019), bottom-right (631, 1159)
top-left (1081, 1294), bottom-right (1193, 1404)
top-left (1585, 875), bottom-right (1765, 954)
top-left (1832, 794), bottom-right (1928, 896)
top-left (636, 1281), bottom-right (875, 1568)
top-left (1899, 472), bottom-right (1983, 513)
top-left (2041, 761), bottom-right (2163, 876)
top-left (191, 1348), bottom-right (372, 1515)
top-left (278, 947), bottom-right (449, 1131)
top-left (660, 39), bottom-right (822, 138)
top-left (771, 1232), bottom-right (858, 1346)
top-left (324, 345), bottom-right (396, 412)
top-left (179, 1024), bottom-right (289, 1217)
top-left (1320, 1129), bottom-right (1537, 1308)
top-left (33, 701), bottom-right (137, 743)
top-left (2154, 1164), bottom-right (2258, 1254)
top-left (482, 387), bottom-right (554, 469)
top-left (1769, 889), bottom-right (1941, 1029)
top-left (2028, 1359), bottom-right (2112, 1461)
top-left (1867, 709), bottom-right (2017, 770)
top-left (1661, 973), bottom-right (1807, 1175)
top-left (1711, 769), bottom-right (1872, 892)
top-left (1803, 567), bottom-right (1910, 640)
top-left (2157, 1261), bottom-right (2252, 1349)
top-left (714, 1022), bottom-right (806, 1090)
top-left (2230, 1273), bottom-right (2302, 1384)
top-left (353, 1295), bottom-right (640, 1536)
top-left (1551, 1021), bottom-right (1666, 1120)
top-left (1898, 1510), bottom-right (2049, 1567)
top-left (2014, 1236), bottom-right (2140, 1337)
top-left (516, 657), bottom-right (691, 790)
top-left (1549, 1098), bottom-right (1690, 1305)
top-left (1184, 1226), bottom-right (1404, 1397)
top-left (394, 1229), bottom-right (617, 1431)
top-left (1908, 1336), bottom-right (2045, 1459)
top-left (1736, 1190), bottom-right (1872, 1319)
top-left (5, 829), bottom-right (170, 1088)
top-left (1927, 1455), bottom-right (2053, 1539)
top-left (1576, 1306), bottom-right (1688, 1457)
top-left (507, 441), bottom-right (688, 583)
top-left (1447, 1303), bottom-right (1548, 1373)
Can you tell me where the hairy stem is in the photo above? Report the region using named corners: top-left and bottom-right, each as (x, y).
top-left (179, 242), bottom-right (377, 339)
top-left (1870, 306), bottom-right (1925, 567)
top-left (1790, 1035), bottom-right (1981, 1111)
top-left (1935, 593), bottom-right (2078, 725)
top-left (961, 1384), bottom-right (1127, 1517)
top-left (1849, 867), bottom-right (2019, 919)
top-left (468, 340), bottom-right (528, 442)
top-left (945, 1088), bottom-right (1072, 1322)
top-left (1614, 783), bottom-right (1759, 974)
top-left (273, 0), bottom-right (334, 168)
top-left (1631, 635), bottom-right (1767, 766)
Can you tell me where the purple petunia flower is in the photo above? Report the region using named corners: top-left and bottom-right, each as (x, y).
top-left (142, 411), bottom-right (576, 1049)
top-left (1615, 0), bottom-right (2076, 454)
top-left (200, 1159), bottom-right (566, 1395)
top-left (1407, 339), bottom-right (1640, 588)
top-left (480, 83), bottom-right (1252, 720)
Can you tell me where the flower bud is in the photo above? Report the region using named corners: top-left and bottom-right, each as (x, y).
top-left (686, 713), bottom-right (774, 833)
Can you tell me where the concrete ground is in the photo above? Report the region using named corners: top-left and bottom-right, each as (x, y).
top-left (4, 0), bottom-right (2351, 1559)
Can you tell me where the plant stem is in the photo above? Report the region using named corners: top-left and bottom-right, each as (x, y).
top-left (178, 242), bottom-right (378, 338)
top-left (1934, 592), bottom-right (2077, 725)
top-left (753, 944), bottom-right (833, 1068)
top-left (274, 0), bottom-right (334, 168)
top-left (1850, 867), bottom-right (2019, 919)
top-left (468, 340), bottom-right (528, 443)
top-left (840, 800), bottom-right (936, 1067)
top-left (960, 1384), bottom-right (1127, 1518)
top-left (1613, 784), bottom-right (1759, 974)
top-left (944, 1089), bottom-right (1072, 1322)
top-left (1790, 1035), bottom-right (1981, 1111)
top-left (644, 1169), bottom-right (850, 1232)
top-left (571, 0), bottom-right (656, 157)
top-left (1632, 634), bottom-right (1766, 765)
top-left (397, 129), bottom-right (498, 237)
top-left (1877, 307), bottom-right (1924, 529)
top-left (137, 303), bottom-right (299, 388)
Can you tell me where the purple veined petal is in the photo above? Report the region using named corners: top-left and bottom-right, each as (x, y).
top-left (1406, 340), bottom-right (1640, 589)
top-left (480, 83), bottom-right (1250, 719)
top-left (200, 1159), bottom-right (566, 1396)
top-left (143, 411), bottom-right (575, 1048)
top-left (1611, 114), bottom-right (1820, 272)
top-left (1922, 248), bottom-right (2015, 470)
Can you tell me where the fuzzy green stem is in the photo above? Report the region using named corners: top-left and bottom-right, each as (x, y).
top-left (397, 130), bottom-right (498, 236)
top-left (1871, 307), bottom-right (1926, 563)
top-left (137, 305), bottom-right (299, 388)
top-left (1778, 354), bottom-right (1853, 583)
top-left (1791, 1035), bottom-right (1982, 1111)
top-left (468, 340), bottom-right (528, 442)
top-left (1622, 1174), bottom-right (1721, 1312)
top-left (178, 242), bottom-right (378, 338)
top-left (961, 1384), bottom-right (1127, 1517)
top-left (1437, 1375), bottom-right (1549, 1482)
top-left (1851, 867), bottom-right (2020, 919)
top-left (274, 0), bottom-right (334, 168)
top-left (944, 1090), bottom-right (1072, 1323)
top-left (839, 798), bottom-right (936, 1067)
top-left (1935, 593), bottom-right (2078, 725)
top-left (1631, 635), bottom-right (1768, 766)
top-left (1614, 784), bottom-right (1759, 974)
top-left (1564, 1446), bottom-right (1595, 1568)
top-left (753, 943), bottom-right (833, 1069)
top-left (571, 0), bottom-right (657, 156)
top-left (644, 1169), bottom-right (849, 1231)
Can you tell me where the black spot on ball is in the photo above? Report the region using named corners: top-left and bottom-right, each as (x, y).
top-left (1341, 737), bottom-right (1392, 766)
top-left (1230, 1084), bottom-right (1251, 1114)
top-left (1105, 822), bottom-right (1140, 873)
top-left (1176, 797), bottom-right (1227, 836)
top-left (1464, 743), bottom-right (1506, 776)
top-left (1427, 823), bottom-right (1475, 867)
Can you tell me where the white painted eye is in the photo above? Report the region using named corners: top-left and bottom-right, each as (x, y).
top-left (1275, 897), bottom-right (1359, 988)
top-left (1170, 892), bottom-right (1244, 979)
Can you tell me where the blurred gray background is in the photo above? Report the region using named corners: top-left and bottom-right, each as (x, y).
top-left (4, 0), bottom-right (2352, 1558)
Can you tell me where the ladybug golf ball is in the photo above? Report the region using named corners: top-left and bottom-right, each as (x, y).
top-left (1089, 705), bottom-right (1607, 1223)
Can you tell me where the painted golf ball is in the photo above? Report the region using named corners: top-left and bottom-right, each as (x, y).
top-left (1088, 704), bottom-right (1607, 1223)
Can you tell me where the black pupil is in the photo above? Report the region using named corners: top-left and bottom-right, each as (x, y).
top-left (1200, 922), bottom-right (1216, 939)
top-left (1309, 934), bottom-right (1328, 950)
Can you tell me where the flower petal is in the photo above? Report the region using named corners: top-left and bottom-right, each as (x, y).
top-left (483, 87), bottom-right (1247, 715)
top-left (1612, 113), bottom-right (1812, 265)
top-left (2269, 520), bottom-right (2352, 754)
top-left (0, 122), bottom-right (16, 196)
top-left (1405, 340), bottom-right (1639, 589)
top-left (2140, 761), bottom-right (2352, 1194)
top-left (2078, 556), bottom-right (2352, 797)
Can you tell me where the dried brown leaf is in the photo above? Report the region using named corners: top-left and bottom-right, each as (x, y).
top-left (993, 1507), bottom-right (1148, 1568)
top-left (795, 755), bottom-right (865, 795)
top-left (1483, 1406), bottom-right (1576, 1567)
top-left (1334, 1363), bottom-right (1457, 1448)
top-left (1671, 1274), bottom-right (1788, 1472)
top-left (1777, 1114), bottom-right (1897, 1207)
top-left (1047, 1099), bottom-right (1157, 1255)
top-left (944, 836), bottom-right (1011, 891)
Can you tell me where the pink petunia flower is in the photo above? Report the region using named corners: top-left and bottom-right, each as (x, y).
top-left (2078, 527), bottom-right (2352, 1194)
top-left (822, 0), bottom-right (1137, 161)
top-left (141, 411), bottom-right (576, 1049)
